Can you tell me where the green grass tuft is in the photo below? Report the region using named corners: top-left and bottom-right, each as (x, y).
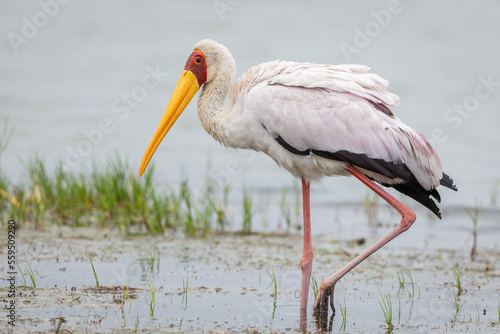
top-left (147, 280), bottom-right (156, 317)
top-left (25, 260), bottom-right (36, 288)
top-left (0, 155), bottom-right (233, 237)
top-left (488, 300), bottom-right (500, 324)
top-left (396, 266), bottom-right (417, 298)
top-left (145, 247), bottom-right (160, 274)
top-left (310, 273), bottom-right (319, 301)
top-left (452, 268), bottom-right (463, 296)
top-left (406, 266), bottom-right (415, 298)
top-left (267, 266), bottom-right (278, 299)
top-left (378, 289), bottom-right (394, 331)
top-left (19, 266), bottom-right (27, 287)
top-left (397, 268), bottom-right (405, 290)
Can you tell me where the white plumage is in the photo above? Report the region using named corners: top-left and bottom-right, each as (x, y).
top-left (196, 45), bottom-right (442, 191)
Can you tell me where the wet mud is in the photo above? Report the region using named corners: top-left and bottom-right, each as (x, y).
top-left (2, 206), bottom-right (500, 333)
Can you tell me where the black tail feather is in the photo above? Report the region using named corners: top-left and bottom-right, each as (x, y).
top-left (389, 182), bottom-right (442, 219)
top-left (440, 172), bottom-right (458, 191)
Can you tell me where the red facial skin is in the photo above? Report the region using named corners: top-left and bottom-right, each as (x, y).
top-left (184, 50), bottom-right (207, 87)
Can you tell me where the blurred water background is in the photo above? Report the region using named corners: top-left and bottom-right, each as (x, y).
top-left (1, 0), bottom-right (499, 232)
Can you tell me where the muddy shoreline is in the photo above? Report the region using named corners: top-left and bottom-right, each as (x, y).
top-left (2, 209), bottom-right (499, 333)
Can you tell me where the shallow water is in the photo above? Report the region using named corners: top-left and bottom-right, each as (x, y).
top-left (5, 210), bottom-right (500, 333)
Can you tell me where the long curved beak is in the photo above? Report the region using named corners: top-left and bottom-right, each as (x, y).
top-left (139, 70), bottom-right (199, 176)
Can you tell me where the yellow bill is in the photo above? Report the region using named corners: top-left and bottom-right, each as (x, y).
top-left (139, 70), bottom-right (199, 176)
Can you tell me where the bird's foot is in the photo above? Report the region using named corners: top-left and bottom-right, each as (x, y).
top-left (312, 311), bottom-right (334, 332)
top-left (313, 282), bottom-right (336, 317)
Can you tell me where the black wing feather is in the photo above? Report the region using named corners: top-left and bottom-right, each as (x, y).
top-left (272, 134), bottom-right (456, 219)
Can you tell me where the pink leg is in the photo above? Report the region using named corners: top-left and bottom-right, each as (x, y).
top-left (300, 179), bottom-right (313, 311)
top-left (313, 165), bottom-right (416, 314)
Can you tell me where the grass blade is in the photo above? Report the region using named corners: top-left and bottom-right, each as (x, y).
top-left (26, 260), bottom-right (36, 288)
top-left (310, 273), bottom-right (319, 301)
top-left (89, 257), bottom-right (100, 288)
top-left (339, 297), bottom-right (347, 332)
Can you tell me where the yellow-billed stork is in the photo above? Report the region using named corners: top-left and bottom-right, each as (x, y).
top-left (139, 39), bottom-right (457, 318)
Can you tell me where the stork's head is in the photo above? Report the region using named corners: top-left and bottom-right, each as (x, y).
top-left (138, 39), bottom-right (235, 176)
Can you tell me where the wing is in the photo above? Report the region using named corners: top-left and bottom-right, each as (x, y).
top-left (247, 81), bottom-right (441, 185)
top-left (246, 83), bottom-right (450, 216)
top-left (231, 60), bottom-right (400, 112)
top-left (229, 61), bottom-right (457, 217)
top-left (267, 62), bottom-right (400, 108)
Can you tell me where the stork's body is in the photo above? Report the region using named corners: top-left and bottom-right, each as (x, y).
top-left (139, 39), bottom-right (457, 320)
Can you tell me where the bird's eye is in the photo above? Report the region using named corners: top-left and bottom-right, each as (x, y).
top-left (195, 57), bottom-right (202, 64)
